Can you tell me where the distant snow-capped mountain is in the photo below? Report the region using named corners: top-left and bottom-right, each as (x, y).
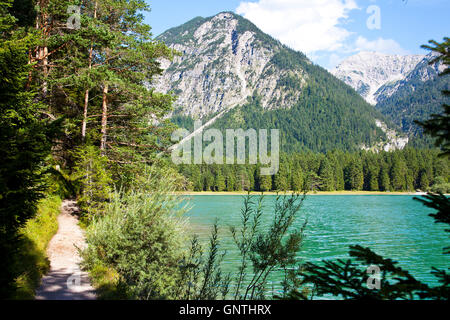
top-left (374, 52), bottom-right (446, 105)
top-left (331, 51), bottom-right (425, 105)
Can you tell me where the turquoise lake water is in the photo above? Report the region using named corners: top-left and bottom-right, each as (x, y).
top-left (181, 195), bottom-right (448, 297)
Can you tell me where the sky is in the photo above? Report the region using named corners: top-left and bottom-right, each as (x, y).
top-left (144, 0), bottom-right (450, 69)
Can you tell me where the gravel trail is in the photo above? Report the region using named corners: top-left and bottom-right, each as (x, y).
top-left (35, 200), bottom-right (96, 300)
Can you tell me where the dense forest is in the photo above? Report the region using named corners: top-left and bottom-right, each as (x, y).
top-left (0, 0), bottom-right (184, 298)
top-left (177, 148), bottom-right (449, 193)
top-left (178, 87), bottom-right (389, 153)
top-left (0, 0), bottom-right (448, 301)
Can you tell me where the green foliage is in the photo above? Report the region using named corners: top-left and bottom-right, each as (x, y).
top-left (211, 87), bottom-right (386, 154)
top-left (12, 195), bottom-right (62, 299)
top-left (242, 194), bottom-right (307, 299)
top-left (415, 37), bottom-right (450, 156)
top-left (376, 60), bottom-right (448, 149)
top-left (294, 190), bottom-right (450, 300)
top-left (430, 181), bottom-right (450, 194)
top-left (0, 0), bottom-right (59, 298)
top-left (177, 193), bottom-right (307, 300)
top-left (175, 224), bottom-right (231, 300)
top-left (293, 39), bottom-right (450, 301)
top-left (71, 146), bottom-right (112, 223)
top-left (414, 192), bottom-right (450, 254)
top-left (297, 245), bottom-right (445, 300)
top-left (179, 148), bottom-right (448, 192)
top-left (81, 170), bottom-right (188, 299)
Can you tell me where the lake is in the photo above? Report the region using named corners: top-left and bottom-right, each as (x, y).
top-left (182, 195), bottom-right (448, 298)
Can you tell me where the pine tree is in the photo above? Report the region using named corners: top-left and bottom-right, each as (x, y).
top-left (318, 158), bottom-right (334, 191)
top-left (345, 158), bottom-right (364, 190)
top-left (0, 0), bottom-right (57, 297)
top-left (390, 154), bottom-right (408, 191)
top-left (416, 38), bottom-right (450, 157)
top-left (291, 167), bottom-right (304, 192)
top-left (258, 173), bottom-right (273, 192)
top-left (215, 170), bottom-right (226, 192)
top-left (274, 162), bottom-right (289, 191)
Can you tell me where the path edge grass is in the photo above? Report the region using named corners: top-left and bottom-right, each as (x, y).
top-left (12, 195), bottom-right (62, 299)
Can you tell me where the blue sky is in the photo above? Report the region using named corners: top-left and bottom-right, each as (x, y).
top-left (144, 0), bottom-right (449, 69)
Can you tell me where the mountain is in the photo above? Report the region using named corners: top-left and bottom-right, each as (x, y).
top-left (153, 12), bottom-right (406, 153)
top-left (154, 12), bottom-right (308, 118)
top-left (331, 52), bottom-right (425, 105)
top-left (374, 53), bottom-right (448, 147)
top-left (332, 51), bottom-right (448, 148)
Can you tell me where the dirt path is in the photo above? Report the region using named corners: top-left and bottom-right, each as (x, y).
top-left (35, 200), bottom-right (96, 300)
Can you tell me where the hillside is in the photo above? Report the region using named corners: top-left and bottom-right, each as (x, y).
top-left (154, 12), bottom-right (404, 153)
top-left (331, 52), bottom-right (424, 105)
top-left (375, 53), bottom-right (448, 148)
top-left (332, 51), bottom-right (448, 148)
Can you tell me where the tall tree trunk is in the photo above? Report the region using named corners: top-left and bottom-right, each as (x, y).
top-left (35, 2), bottom-right (49, 98)
top-left (81, 1), bottom-right (98, 142)
top-left (42, 45), bottom-right (48, 97)
top-left (100, 83), bottom-right (109, 152)
top-left (82, 88), bottom-right (89, 140)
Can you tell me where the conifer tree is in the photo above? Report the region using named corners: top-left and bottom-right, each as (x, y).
top-left (318, 158), bottom-right (334, 191)
top-left (0, 0), bottom-right (57, 297)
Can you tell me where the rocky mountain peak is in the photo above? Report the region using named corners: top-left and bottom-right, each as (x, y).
top-left (153, 12), bottom-right (308, 118)
top-left (331, 51), bottom-right (425, 105)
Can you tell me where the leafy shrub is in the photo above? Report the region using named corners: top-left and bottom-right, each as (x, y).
top-left (176, 193), bottom-right (307, 300)
top-left (81, 169), bottom-right (188, 299)
top-left (430, 177), bottom-right (450, 194)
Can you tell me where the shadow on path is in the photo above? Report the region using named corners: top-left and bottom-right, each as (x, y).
top-left (35, 200), bottom-right (96, 300)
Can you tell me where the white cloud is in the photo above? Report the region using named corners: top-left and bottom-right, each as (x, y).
top-left (354, 36), bottom-right (409, 55)
top-left (328, 53), bottom-right (343, 68)
top-left (236, 0), bottom-right (359, 55)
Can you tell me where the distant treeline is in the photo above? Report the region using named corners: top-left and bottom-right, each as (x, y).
top-left (177, 148), bottom-right (449, 192)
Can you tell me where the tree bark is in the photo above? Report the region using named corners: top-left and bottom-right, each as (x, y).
top-left (100, 83), bottom-right (109, 152)
top-left (81, 1), bottom-right (98, 142)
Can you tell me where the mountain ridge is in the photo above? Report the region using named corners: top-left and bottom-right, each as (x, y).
top-left (331, 51), bottom-right (425, 105)
top-left (153, 12), bottom-right (407, 153)
top-left (333, 51), bottom-right (447, 148)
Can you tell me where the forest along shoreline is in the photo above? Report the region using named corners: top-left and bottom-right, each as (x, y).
top-left (175, 191), bottom-right (432, 196)
top-left (35, 200), bottom-right (96, 300)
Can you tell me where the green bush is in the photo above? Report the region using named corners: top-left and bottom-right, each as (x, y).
top-left (430, 183), bottom-right (450, 194)
top-left (430, 177), bottom-right (450, 193)
top-left (176, 193), bottom-right (308, 300)
top-left (81, 169), bottom-right (188, 299)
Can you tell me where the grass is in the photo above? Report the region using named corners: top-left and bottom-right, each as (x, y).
top-left (12, 195), bottom-right (62, 299)
top-left (85, 263), bottom-right (129, 300)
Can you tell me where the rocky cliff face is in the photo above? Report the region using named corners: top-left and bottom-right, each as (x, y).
top-left (331, 52), bottom-right (425, 105)
top-left (152, 12), bottom-right (408, 153)
top-left (153, 12), bottom-right (308, 118)
top-left (373, 52), bottom-right (447, 146)
top-left (374, 52), bottom-right (445, 104)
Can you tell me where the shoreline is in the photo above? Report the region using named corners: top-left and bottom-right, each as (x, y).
top-left (175, 191), bottom-right (430, 196)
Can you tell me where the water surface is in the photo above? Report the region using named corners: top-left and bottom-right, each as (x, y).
top-left (182, 195), bottom-right (448, 297)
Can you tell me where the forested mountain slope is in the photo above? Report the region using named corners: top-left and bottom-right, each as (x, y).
top-left (333, 51), bottom-right (448, 149)
top-left (154, 12), bottom-right (405, 153)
